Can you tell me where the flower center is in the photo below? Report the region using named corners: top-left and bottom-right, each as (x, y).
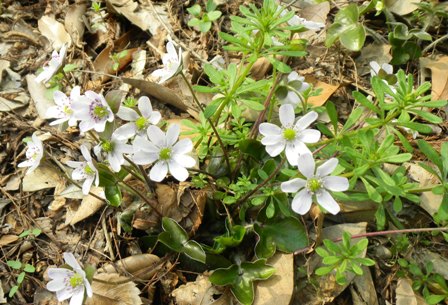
top-left (85, 164), bottom-right (95, 176)
top-left (69, 273), bottom-right (84, 288)
top-left (63, 105), bottom-right (73, 115)
top-left (101, 140), bottom-right (114, 153)
top-left (159, 147), bottom-right (172, 160)
top-left (135, 117), bottom-right (147, 130)
top-left (283, 128), bottom-right (296, 141)
top-left (307, 177), bottom-right (322, 193)
top-left (93, 105), bottom-right (108, 119)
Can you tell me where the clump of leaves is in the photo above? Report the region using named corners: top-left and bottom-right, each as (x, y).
top-left (187, 0), bottom-right (222, 33)
top-left (7, 260), bottom-right (35, 297)
top-left (315, 232), bottom-right (375, 285)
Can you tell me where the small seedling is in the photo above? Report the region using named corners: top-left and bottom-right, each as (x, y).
top-left (187, 0), bottom-right (222, 33)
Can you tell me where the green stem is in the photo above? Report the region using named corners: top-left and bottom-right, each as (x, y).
top-left (117, 182), bottom-right (161, 217)
top-left (334, 227), bottom-right (448, 242)
top-left (407, 184), bottom-right (443, 194)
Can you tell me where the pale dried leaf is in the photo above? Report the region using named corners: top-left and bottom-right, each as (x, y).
top-left (0, 90), bottom-right (29, 112)
top-left (350, 266), bottom-right (379, 305)
top-left (307, 80), bottom-right (339, 107)
top-left (64, 3), bottom-right (87, 47)
top-left (86, 273), bottom-right (142, 305)
top-left (420, 56), bottom-right (448, 101)
top-left (385, 0), bottom-right (421, 15)
top-left (93, 46), bottom-right (138, 82)
top-left (0, 234), bottom-right (19, 246)
top-left (0, 280), bottom-right (5, 304)
top-left (23, 165), bottom-right (62, 192)
top-left (26, 74), bottom-right (55, 119)
top-left (356, 43), bottom-right (392, 76)
top-left (99, 254), bottom-right (161, 281)
top-left (414, 249), bottom-right (448, 281)
top-left (68, 187), bottom-right (105, 225)
top-left (38, 15), bottom-right (72, 50)
top-left (253, 253), bottom-right (294, 305)
top-left (172, 274), bottom-right (222, 305)
top-left (396, 278), bottom-right (417, 305)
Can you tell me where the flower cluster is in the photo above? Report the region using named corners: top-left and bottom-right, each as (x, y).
top-left (46, 252), bottom-right (92, 305)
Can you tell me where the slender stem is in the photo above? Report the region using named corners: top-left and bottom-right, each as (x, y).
top-left (117, 182), bottom-right (161, 217)
top-left (423, 33), bottom-right (448, 53)
top-left (180, 71), bottom-right (231, 173)
top-left (334, 227), bottom-right (448, 242)
top-left (407, 184), bottom-right (443, 194)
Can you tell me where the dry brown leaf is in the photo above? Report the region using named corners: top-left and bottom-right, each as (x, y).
top-left (22, 164), bottom-right (62, 192)
top-left (307, 80), bottom-right (339, 106)
top-left (385, 0), bottom-right (421, 15)
top-left (68, 187), bottom-right (105, 225)
top-left (93, 46), bottom-right (138, 82)
top-left (172, 274), bottom-right (223, 305)
top-left (253, 253), bottom-right (294, 305)
top-left (0, 234), bottom-right (19, 246)
top-left (350, 266), bottom-right (379, 305)
top-left (420, 56), bottom-right (448, 101)
top-left (396, 278), bottom-right (418, 305)
top-left (86, 273), bottom-right (142, 305)
top-left (356, 43), bottom-right (392, 76)
top-left (98, 254), bottom-right (161, 281)
top-left (64, 3), bottom-right (86, 47)
top-left (38, 15), bottom-right (72, 50)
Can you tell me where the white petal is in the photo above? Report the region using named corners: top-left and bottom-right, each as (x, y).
top-left (47, 268), bottom-right (73, 280)
top-left (168, 160), bottom-right (189, 181)
top-left (298, 129), bottom-right (320, 143)
top-left (108, 153), bottom-right (122, 172)
top-left (316, 158), bottom-right (338, 177)
top-left (279, 104), bottom-right (295, 127)
top-left (369, 61), bottom-right (380, 76)
top-left (70, 86), bottom-right (81, 100)
top-left (46, 279), bottom-right (67, 291)
top-left (166, 124), bottom-right (180, 146)
top-left (18, 159), bottom-right (34, 168)
top-left (70, 288), bottom-right (84, 305)
top-left (261, 135), bottom-right (283, 146)
top-left (79, 120), bottom-right (95, 133)
top-left (82, 176), bottom-right (94, 195)
top-left (53, 91), bottom-right (69, 105)
top-left (71, 167), bottom-right (86, 180)
top-left (166, 40), bottom-right (177, 58)
top-left (281, 178), bottom-right (306, 193)
top-left (149, 111), bottom-right (162, 125)
top-left (63, 252), bottom-right (82, 271)
top-left (287, 71), bottom-right (300, 82)
top-left (382, 63), bottom-right (393, 74)
top-left (80, 145), bottom-right (92, 163)
top-left (137, 138), bottom-right (159, 154)
top-left (172, 154), bottom-right (196, 168)
top-left (147, 125), bottom-right (165, 147)
top-left (295, 111), bottom-right (318, 130)
top-left (316, 190), bottom-right (340, 215)
top-left (259, 123), bottom-right (282, 136)
top-left (297, 153), bottom-right (315, 178)
top-left (172, 138), bottom-right (193, 155)
top-left (291, 189), bottom-right (313, 215)
top-left (138, 96), bottom-right (152, 118)
top-left (56, 288), bottom-right (74, 301)
top-left (293, 141), bottom-right (312, 156)
top-left (282, 91), bottom-right (300, 105)
top-left (323, 176), bottom-right (349, 192)
top-left (133, 151), bottom-right (158, 165)
top-left (114, 123), bottom-right (137, 140)
top-left (46, 106), bottom-right (63, 119)
top-left (265, 143), bottom-right (285, 157)
top-left (84, 278), bottom-right (93, 297)
top-left (149, 161), bottom-right (168, 182)
top-left (117, 106), bottom-right (139, 121)
top-left (49, 117), bottom-right (69, 126)
top-left (93, 121), bottom-right (107, 132)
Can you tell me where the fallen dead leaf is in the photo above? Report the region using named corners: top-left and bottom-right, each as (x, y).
top-left (307, 80), bottom-right (339, 107)
top-left (26, 74), bottom-right (55, 120)
top-left (22, 165), bottom-right (62, 192)
top-left (38, 15), bottom-right (72, 50)
top-left (67, 187), bottom-right (105, 226)
top-left (253, 253), bottom-right (294, 305)
top-left (86, 273), bottom-right (142, 305)
top-left (98, 253), bottom-right (161, 281)
top-left (350, 266), bottom-right (379, 305)
top-left (171, 274), bottom-right (223, 305)
top-left (0, 234), bottom-right (19, 246)
top-left (396, 278), bottom-right (417, 305)
top-left (356, 43), bottom-right (392, 76)
top-left (93, 45), bottom-right (138, 82)
top-left (64, 3), bottom-right (87, 47)
top-left (385, 0), bottom-right (421, 15)
top-left (420, 56), bottom-right (448, 101)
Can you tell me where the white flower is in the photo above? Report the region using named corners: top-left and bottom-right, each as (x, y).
top-left (259, 104), bottom-right (320, 165)
top-left (369, 61), bottom-right (397, 94)
top-left (18, 133), bottom-right (44, 174)
top-left (281, 153), bottom-right (349, 215)
top-left (276, 71), bottom-right (310, 107)
top-left (114, 96), bottom-right (162, 139)
top-left (94, 132), bottom-right (133, 172)
top-left (35, 44), bottom-right (67, 84)
top-left (46, 86), bottom-right (84, 126)
top-left (67, 145), bottom-right (99, 195)
top-left (280, 8), bottom-right (325, 31)
top-left (133, 124), bottom-right (195, 182)
top-left (46, 252), bottom-right (93, 305)
top-left (72, 91), bottom-right (114, 133)
top-left (151, 40), bottom-right (183, 84)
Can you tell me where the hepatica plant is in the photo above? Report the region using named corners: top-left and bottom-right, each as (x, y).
top-left (17, 0), bottom-right (448, 304)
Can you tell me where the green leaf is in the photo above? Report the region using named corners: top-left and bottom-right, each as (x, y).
top-left (425, 295), bottom-right (447, 305)
top-left (342, 107), bottom-right (363, 131)
top-left (23, 264), bottom-right (35, 273)
top-left (239, 139), bottom-right (266, 161)
top-left (187, 4), bottom-right (201, 16)
top-left (188, 18), bottom-right (201, 27)
top-left (409, 109), bottom-right (443, 124)
top-left (7, 260), bottom-right (22, 270)
top-left (199, 21), bottom-right (212, 33)
top-left (105, 185), bottom-right (122, 207)
top-left (31, 228), bottom-right (42, 236)
top-left (17, 272), bottom-right (25, 284)
top-left (8, 286), bottom-right (18, 298)
top-left (207, 10), bottom-right (222, 21)
top-left (183, 240), bottom-right (207, 263)
top-left (351, 263), bottom-right (363, 275)
top-left (398, 121), bottom-right (433, 134)
top-left (353, 91), bottom-right (380, 115)
top-left (241, 99), bottom-right (265, 111)
top-left (417, 140), bottom-right (443, 173)
top-left (326, 101), bottom-right (338, 133)
top-left (268, 57), bottom-right (291, 73)
top-left (105, 90), bottom-right (125, 113)
top-left (340, 24), bottom-right (366, 51)
top-left (315, 265), bottom-right (334, 276)
top-left (203, 98), bottom-right (223, 119)
top-left (206, 0), bottom-right (217, 12)
top-left (382, 153), bottom-right (412, 163)
top-left (209, 265), bottom-right (238, 285)
top-left (323, 256), bottom-right (341, 265)
top-left (360, 177), bottom-right (382, 203)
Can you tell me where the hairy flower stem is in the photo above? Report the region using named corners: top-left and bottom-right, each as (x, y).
top-left (180, 72), bottom-right (231, 173)
top-left (334, 227), bottom-right (448, 242)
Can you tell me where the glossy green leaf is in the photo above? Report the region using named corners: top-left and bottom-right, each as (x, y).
top-left (104, 185), bottom-right (122, 207)
top-left (339, 24), bottom-right (366, 51)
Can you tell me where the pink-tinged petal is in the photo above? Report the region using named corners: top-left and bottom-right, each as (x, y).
top-left (285, 145), bottom-right (299, 165)
top-left (56, 288), bottom-right (73, 301)
top-left (281, 178), bottom-right (306, 193)
top-left (138, 96), bottom-right (153, 118)
top-left (46, 279), bottom-right (67, 291)
top-left (297, 153), bottom-right (315, 178)
top-left (298, 129), bottom-right (320, 143)
top-left (260, 135), bottom-right (283, 146)
top-left (53, 91), bottom-right (69, 105)
top-left (63, 252), bottom-right (82, 271)
top-left (172, 138), bottom-right (193, 155)
top-left (148, 111), bottom-right (162, 125)
top-left (133, 151), bottom-right (158, 165)
top-left (149, 161), bottom-right (168, 182)
top-left (166, 124), bottom-right (180, 146)
top-left (117, 106), bottom-right (139, 121)
top-left (316, 158), bottom-right (338, 177)
top-left (295, 111), bottom-right (318, 131)
top-left (71, 167), bottom-right (86, 180)
top-left (47, 268), bottom-right (73, 280)
top-left (172, 154), bottom-right (196, 168)
top-left (279, 104), bottom-right (295, 127)
top-left (259, 123), bottom-right (282, 137)
top-left (265, 143), bottom-right (285, 157)
top-left (147, 125), bottom-right (165, 147)
top-left (291, 188), bottom-right (313, 215)
top-left (46, 106), bottom-right (64, 119)
top-left (82, 176), bottom-right (94, 195)
top-left (79, 120), bottom-right (95, 133)
top-left (316, 190), bottom-right (340, 215)
top-left (114, 123), bottom-right (137, 140)
top-left (69, 288), bottom-right (84, 305)
top-left (80, 145), bottom-right (92, 163)
top-left (323, 176), bottom-right (349, 192)
top-left (168, 160), bottom-right (189, 182)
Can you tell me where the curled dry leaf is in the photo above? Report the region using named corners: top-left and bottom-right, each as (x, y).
top-left (93, 46), bottom-right (139, 82)
top-left (98, 253), bottom-right (161, 281)
top-left (38, 15), bottom-right (72, 50)
top-left (64, 3), bottom-right (87, 47)
top-left (22, 164), bottom-right (62, 192)
top-left (172, 274), bottom-right (224, 305)
top-left (68, 186), bottom-right (105, 226)
top-left (0, 234), bottom-right (19, 246)
top-left (420, 56), bottom-right (448, 101)
top-left (86, 273), bottom-right (142, 305)
top-left (396, 278), bottom-right (418, 305)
